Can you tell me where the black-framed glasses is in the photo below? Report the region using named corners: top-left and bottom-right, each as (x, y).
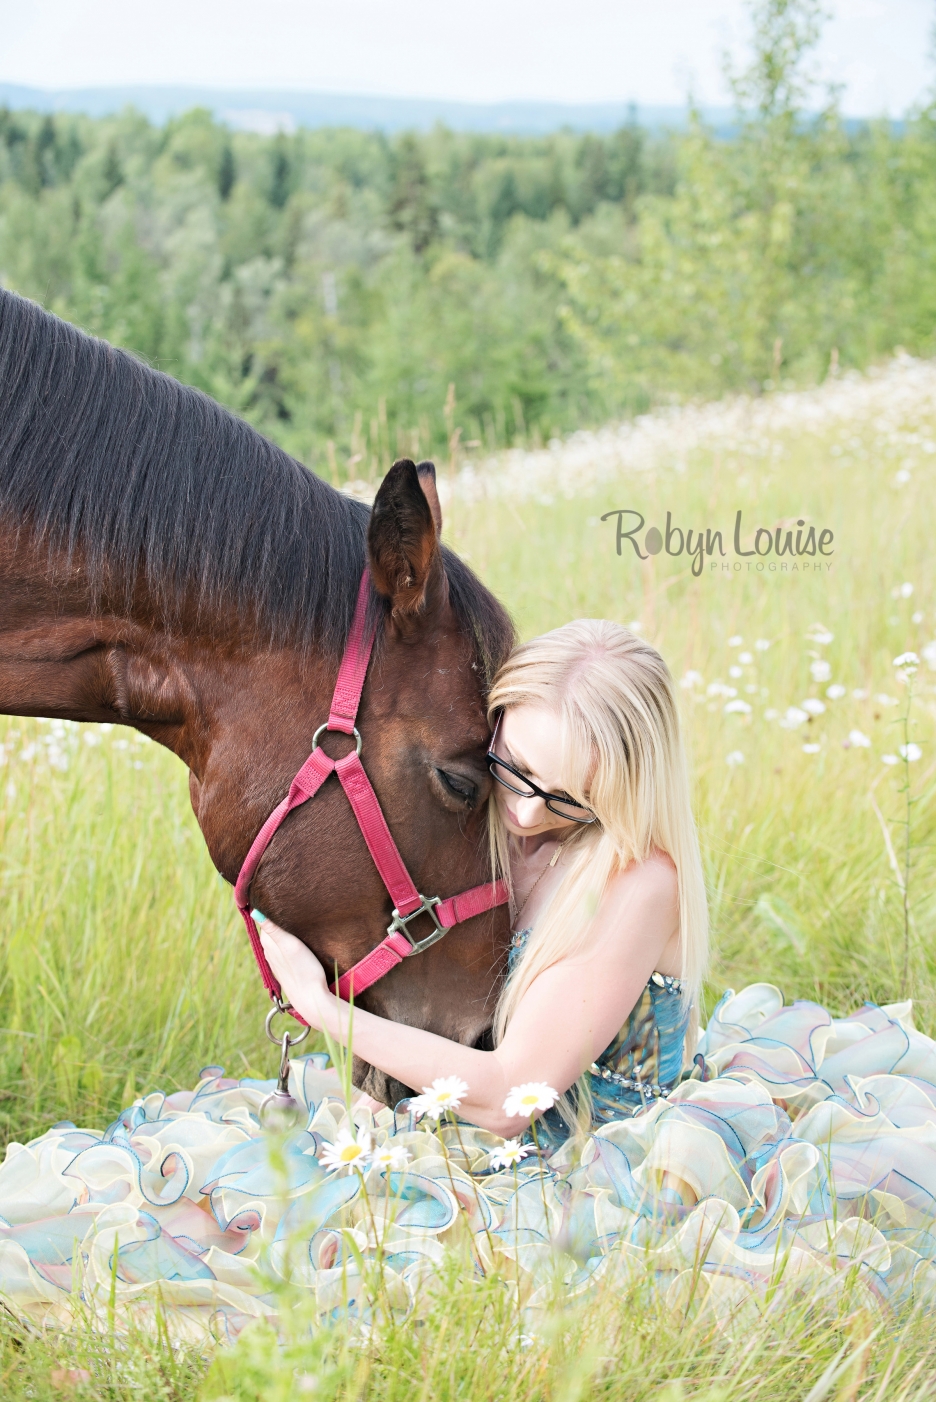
top-left (486, 715), bottom-right (598, 824)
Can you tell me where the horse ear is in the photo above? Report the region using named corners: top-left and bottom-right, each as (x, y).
top-left (368, 458), bottom-right (447, 624)
top-left (415, 460), bottom-right (443, 535)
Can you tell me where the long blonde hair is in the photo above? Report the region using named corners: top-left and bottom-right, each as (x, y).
top-left (489, 620), bottom-right (708, 1065)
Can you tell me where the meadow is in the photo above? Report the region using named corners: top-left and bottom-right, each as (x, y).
top-left (0, 355), bottom-right (934, 1398)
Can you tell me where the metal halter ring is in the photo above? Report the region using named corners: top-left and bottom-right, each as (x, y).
top-left (311, 722), bottom-right (363, 757)
top-left (265, 1003), bottom-right (311, 1047)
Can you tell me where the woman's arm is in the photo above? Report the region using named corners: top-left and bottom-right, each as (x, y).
top-left (260, 852), bottom-right (679, 1137)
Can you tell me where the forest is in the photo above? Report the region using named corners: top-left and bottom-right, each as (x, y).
top-left (1, 8), bottom-right (934, 478)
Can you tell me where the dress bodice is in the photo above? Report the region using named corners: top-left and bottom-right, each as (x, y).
top-left (508, 928), bottom-right (689, 1124)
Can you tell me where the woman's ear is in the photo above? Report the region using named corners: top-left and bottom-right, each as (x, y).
top-left (368, 458), bottom-right (447, 629)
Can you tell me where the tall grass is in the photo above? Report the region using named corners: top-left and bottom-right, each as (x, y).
top-left (0, 363), bottom-right (934, 1395)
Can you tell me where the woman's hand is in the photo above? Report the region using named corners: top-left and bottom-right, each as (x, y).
top-left (258, 920), bottom-right (330, 1028)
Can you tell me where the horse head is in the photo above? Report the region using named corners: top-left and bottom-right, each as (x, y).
top-left (0, 288), bottom-right (514, 1106)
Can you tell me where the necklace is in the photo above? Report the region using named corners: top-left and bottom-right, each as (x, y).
top-left (512, 829), bottom-right (576, 930)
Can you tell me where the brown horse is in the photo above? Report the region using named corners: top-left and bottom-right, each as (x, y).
top-left (0, 289), bottom-right (514, 1107)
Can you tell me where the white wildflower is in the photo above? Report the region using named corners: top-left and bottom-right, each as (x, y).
top-left (923, 642), bottom-right (936, 671)
top-left (826, 684), bottom-right (846, 699)
top-left (810, 660), bottom-right (832, 683)
top-left (899, 582), bottom-right (915, 598)
top-left (680, 670), bottom-right (704, 689)
top-left (852, 688), bottom-right (869, 699)
top-left (409, 1075), bottom-right (469, 1120)
top-left (738, 651), bottom-right (753, 665)
top-left (372, 1143), bottom-right (411, 1171)
top-left (900, 743), bottom-right (922, 762)
top-left (489, 1138), bottom-right (532, 1170)
top-left (320, 1129), bottom-right (373, 1173)
top-left (806, 624), bottom-right (834, 646)
top-left (728, 635), bottom-right (743, 647)
top-left (893, 652), bottom-right (919, 677)
top-left (707, 681), bottom-right (737, 698)
top-left (876, 694), bottom-right (899, 706)
top-left (754, 639), bottom-right (772, 651)
top-left (847, 730), bottom-right (872, 748)
top-left (729, 665), bottom-right (743, 679)
top-left (802, 743), bottom-right (821, 754)
top-left (724, 700), bottom-right (752, 715)
top-left (779, 706), bottom-right (810, 729)
top-left (881, 754), bottom-right (899, 765)
top-left (912, 612), bottom-right (924, 624)
top-left (800, 698), bottom-right (826, 716)
top-left (764, 708), bottom-right (780, 720)
top-left (503, 1083), bottom-right (558, 1118)
top-left (726, 751), bottom-right (744, 767)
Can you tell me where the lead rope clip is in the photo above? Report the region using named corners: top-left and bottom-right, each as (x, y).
top-left (259, 1001), bottom-right (310, 1131)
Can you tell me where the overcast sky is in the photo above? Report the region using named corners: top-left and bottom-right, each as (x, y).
top-left (1, 0), bottom-right (931, 116)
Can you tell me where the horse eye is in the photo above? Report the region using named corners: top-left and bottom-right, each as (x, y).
top-left (436, 769), bottom-right (477, 805)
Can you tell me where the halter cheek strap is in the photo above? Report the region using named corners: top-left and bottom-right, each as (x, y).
top-left (234, 570), bottom-right (507, 1017)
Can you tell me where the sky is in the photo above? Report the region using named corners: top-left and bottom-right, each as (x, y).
top-left (0, 0), bottom-right (931, 117)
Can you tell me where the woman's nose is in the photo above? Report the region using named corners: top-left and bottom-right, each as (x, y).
top-left (514, 794), bottom-right (547, 827)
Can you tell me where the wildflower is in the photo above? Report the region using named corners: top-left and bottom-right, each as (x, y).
top-left (852, 688), bottom-right (869, 699)
top-left (726, 751), bottom-right (744, 767)
top-left (810, 660), bottom-right (832, 683)
top-left (912, 611), bottom-right (924, 624)
top-left (803, 743), bottom-right (821, 754)
top-left (680, 670), bottom-right (704, 689)
top-left (489, 1138), bottom-right (532, 1170)
top-left (900, 743), bottom-right (922, 762)
top-left (707, 681), bottom-right (737, 698)
top-left (826, 684), bottom-right (846, 699)
top-left (876, 694), bottom-right (899, 706)
top-left (923, 643), bottom-right (936, 671)
top-left (320, 1129), bottom-right (373, 1173)
top-left (409, 1075), bottom-right (469, 1120)
top-left (779, 706), bottom-right (810, 729)
top-left (627, 620), bottom-right (643, 633)
top-left (729, 665), bottom-right (743, 679)
top-left (754, 639), bottom-right (772, 651)
top-left (847, 730), bottom-right (871, 748)
top-left (738, 651), bottom-right (753, 665)
top-left (503, 1082), bottom-right (558, 1118)
top-left (893, 651), bottom-right (919, 677)
top-left (724, 700), bottom-right (751, 715)
top-left (881, 754), bottom-right (899, 765)
top-left (806, 624), bottom-right (834, 646)
top-left (899, 583), bottom-right (915, 598)
top-left (800, 699), bottom-right (825, 716)
top-left (372, 1143), bottom-right (411, 1171)
top-left (764, 708), bottom-right (780, 720)
top-left (728, 635), bottom-right (743, 647)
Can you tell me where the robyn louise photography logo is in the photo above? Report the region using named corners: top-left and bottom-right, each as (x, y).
top-left (601, 510), bottom-right (835, 578)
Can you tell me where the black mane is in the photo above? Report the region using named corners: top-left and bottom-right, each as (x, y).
top-left (0, 289), bottom-right (513, 681)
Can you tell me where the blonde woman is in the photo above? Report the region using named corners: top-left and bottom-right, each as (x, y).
top-left (261, 618), bottom-right (708, 1138)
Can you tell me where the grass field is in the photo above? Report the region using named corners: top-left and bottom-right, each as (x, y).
top-left (1, 359), bottom-right (935, 1398)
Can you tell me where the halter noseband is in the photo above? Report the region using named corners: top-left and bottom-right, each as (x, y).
top-left (234, 570), bottom-right (508, 1020)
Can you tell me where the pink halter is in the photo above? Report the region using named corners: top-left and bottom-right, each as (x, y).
top-left (234, 570), bottom-right (508, 1019)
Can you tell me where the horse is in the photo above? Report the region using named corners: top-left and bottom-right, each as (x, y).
top-left (0, 288), bottom-right (515, 1108)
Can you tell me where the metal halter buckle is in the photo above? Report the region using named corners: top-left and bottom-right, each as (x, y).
top-left (311, 722), bottom-right (362, 757)
top-left (387, 894), bottom-right (446, 954)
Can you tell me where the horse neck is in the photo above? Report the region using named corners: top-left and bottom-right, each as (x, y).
top-left (0, 523), bottom-right (330, 777)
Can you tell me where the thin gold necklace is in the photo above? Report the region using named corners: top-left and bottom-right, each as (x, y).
top-left (512, 829), bottom-right (576, 931)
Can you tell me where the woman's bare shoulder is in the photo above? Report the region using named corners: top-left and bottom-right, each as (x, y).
top-left (606, 848), bottom-right (678, 906)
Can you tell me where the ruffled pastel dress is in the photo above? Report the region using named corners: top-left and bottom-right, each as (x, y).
top-left (2, 956), bottom-right (936, 1339)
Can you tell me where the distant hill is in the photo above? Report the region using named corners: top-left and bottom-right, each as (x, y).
top-left (0, 82), bottom-right (738, 135)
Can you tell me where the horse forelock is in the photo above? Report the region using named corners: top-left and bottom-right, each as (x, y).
top-left (0, 288), bottom-right (514, 682)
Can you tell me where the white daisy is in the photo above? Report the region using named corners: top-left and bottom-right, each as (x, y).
top-left (409, 1075), bottom-right (469, 1120)
top-left (319, 1129), bottom-right (372, 1173)
top-left (489, 1138), bottom-right (532, 1170)
top-left (372, 1143), bottom-right (411, 1171)
top-left (503, 1082), bottom-right (558, 1118)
